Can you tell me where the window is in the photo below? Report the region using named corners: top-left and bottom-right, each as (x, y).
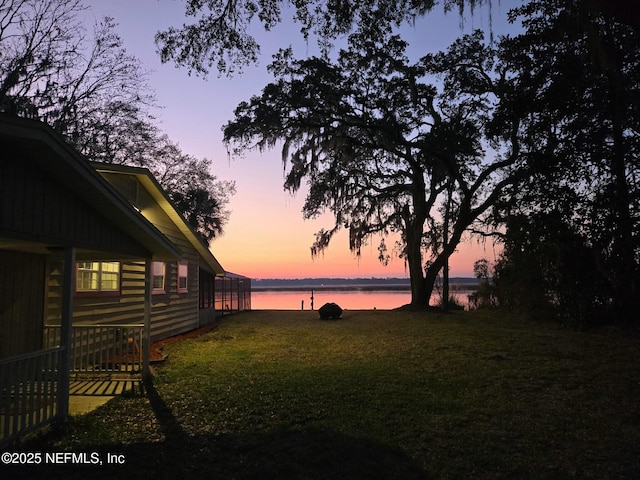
top-left (177, 261), bottom-right (188, 293)
top-left (76, 262), bottom-right (120, 294)
top-left (152, 262), bottom-right (166, 294)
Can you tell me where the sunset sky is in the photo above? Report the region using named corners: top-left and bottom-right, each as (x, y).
top-left (84, 0), bottom-right (520, 279)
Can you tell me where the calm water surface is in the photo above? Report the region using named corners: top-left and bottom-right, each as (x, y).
top-left (251, 289), bottom-right (474, 310)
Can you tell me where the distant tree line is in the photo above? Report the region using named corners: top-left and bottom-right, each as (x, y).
top-left (0, 0), bottom-right (235, 244)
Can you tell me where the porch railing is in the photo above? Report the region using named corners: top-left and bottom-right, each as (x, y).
top-left (43, 324), bottom-right (144, 379)
top-left (0, 347), bottom-right (62, 446)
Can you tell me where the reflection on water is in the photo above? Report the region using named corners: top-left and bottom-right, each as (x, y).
top-left (251, 289), bottom-right (474, 310)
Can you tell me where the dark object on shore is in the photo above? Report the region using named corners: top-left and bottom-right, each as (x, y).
top-left (319, 302), bottom-right (343, 319)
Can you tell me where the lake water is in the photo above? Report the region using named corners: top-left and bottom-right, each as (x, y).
top-left (251, 289), bottom-right (475, 310)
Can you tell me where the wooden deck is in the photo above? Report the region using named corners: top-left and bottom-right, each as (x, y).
top-left (1, 379), bottom-right (140, 440)
top-left (70, 379), bottom-right (140, 396)
top-left (69, 379), bottom-right (142, 415)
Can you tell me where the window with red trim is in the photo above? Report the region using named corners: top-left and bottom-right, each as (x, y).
top-left (152, 262), bottom-right (166, 294)
top-left (177, 261), bottom-right (188, 293)
top-left (76, 262), bottom-right (120, 294)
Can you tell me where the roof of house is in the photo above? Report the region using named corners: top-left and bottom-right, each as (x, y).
top-left (0, 115), bottom-right (181, 260)
top-left (92, 163), bottom-right (226, 276)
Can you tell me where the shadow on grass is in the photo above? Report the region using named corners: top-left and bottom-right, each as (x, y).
top-left (7, 380), bottom-right (428, 480)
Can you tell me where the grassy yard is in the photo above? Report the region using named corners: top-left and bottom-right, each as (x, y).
top-left (7, 309), bottom-right (640, 479)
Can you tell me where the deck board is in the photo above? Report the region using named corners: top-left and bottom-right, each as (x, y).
top-left (69, 379), bottom-right (142, 415)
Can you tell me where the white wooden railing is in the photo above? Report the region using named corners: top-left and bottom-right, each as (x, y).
top-left (0, 324), bottom-right (145, 446)
top-left (0, 347), bottom-right (62, 446)
top-left (43, 324), bottom-right (144, 378)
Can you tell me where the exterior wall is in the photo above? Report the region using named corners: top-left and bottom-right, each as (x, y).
top-left (98, 172), bottom-right (204, 340)
top-left (0, 146), bottom-right (149, 258)
top-left (0, 250), bottom-right (46, 358)
top-left (46, 259), bottom-right (201, 342)
top-left (149, 260), bottom-right (200, 341)
top-left (0, 118), bottom-right (186, 446)
top-left (37, 170), bottom-right (216, 342)
top-left (46, 261), bottom-right (146, 325)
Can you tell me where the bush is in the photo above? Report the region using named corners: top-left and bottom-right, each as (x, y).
top-left (492, 212), bottom-right (613, 326)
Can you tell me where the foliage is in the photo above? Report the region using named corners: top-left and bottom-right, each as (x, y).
top-left (15, 310), bottom-right (640, 478)
top-left (224, 26), bottom-right (527, 306)
top-left (0, 0), bottom-right (234, 240)
top-left (0, 1), bottom-right (157, 153)
top-left (468, 257), bottom-right (495, 309)
top-left (159, 0), bottom-right (639, 315)
top-left (146, 137), bottom-right (236, 243)
top-left (442, 294), bottom-right (465, 310)
top-left (492, 212), bottom-right (612, 325)
top-left (490, 0), bottom-right (640, 324)
top-left (473, 258), bottom-right (490, 280)
top-left (155, 0), bottom-right (497, 76)
top-left (155, 0), bottom-right (639, 77)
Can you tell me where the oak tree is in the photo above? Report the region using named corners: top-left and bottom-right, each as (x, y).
top-left (155, 0), bottom-right (496, 76)
top-left (224, 26), bottom-right (525, 306)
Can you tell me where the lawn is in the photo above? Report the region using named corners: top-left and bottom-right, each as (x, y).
top-left (6, 309), bottom-right (640, 479)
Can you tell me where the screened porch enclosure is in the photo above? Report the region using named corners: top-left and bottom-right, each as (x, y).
top-left (199, 272), bottom-right (252, 315)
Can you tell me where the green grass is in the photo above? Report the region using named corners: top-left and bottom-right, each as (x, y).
top-left (8, 309), bottom-right (640, 479)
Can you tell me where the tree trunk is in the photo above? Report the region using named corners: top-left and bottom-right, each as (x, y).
top-left (595, 19), bottom-right (638, 324)
top-left (405, 165), bottom-right (431, 306)
top-left (423, 250), bottom-right (454, 310)
top-left (409, 267), bottom-right (429, 306)
top-left (425, 206), bottom-right (473, 310)
top-left (441, 183), bottom-right (453, 310)
top-left (442, 256), bottom-right (449, 310)
top-left (406, 224), bottom-right (429, 306)
top-left (608, 57), bottom-right (637, 324)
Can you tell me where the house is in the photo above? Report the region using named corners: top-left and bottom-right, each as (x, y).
top-left (0, 115), bottom-right (249, 446)
top-left (48, 162), bottom-right (228, 342)
top-left (0, 115), bottom-right (181, 444)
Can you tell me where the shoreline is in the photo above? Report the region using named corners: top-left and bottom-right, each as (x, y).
top-left (252, 283), bottom-right (478, 292)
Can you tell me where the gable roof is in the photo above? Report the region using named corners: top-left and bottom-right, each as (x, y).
top-left (0, 115), bottom-right (181, 260)
top-left (92, 163), bottom-right (225, 276)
